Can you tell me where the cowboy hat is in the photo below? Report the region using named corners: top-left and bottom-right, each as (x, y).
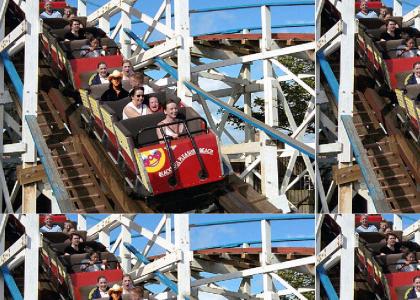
top-left (108, 284), bottom-right (123, 294)
top-left (108, 70), bottom-right (123, 81)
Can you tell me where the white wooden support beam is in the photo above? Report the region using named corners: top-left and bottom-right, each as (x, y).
top-left (239, 156), bottom-right (261, 179)
top-left (0, 234), bottom-right (26, 267)
top-left (192, 42), bottom-right (316, 73)
top-left (120, 216), bottom-right (176, 252)
top-left (339, 214), bottom-right (355, 300)
top-left (403, 6), bottom-right (420, 27)
top-left (270, 60), bottom-right (315, 97)
top-left (199, 286), bottom-right (261, 300)
top-left (22, 0), bottom-right (39, 213)
top-left (87, 214), bottom-right (120, 238)
top-left (98, 14), bottom-right (111, 37)
top-left (142, 0), bottom-right (167, 43)
top-left (316, 234), bottom-right (343, 266)
top-left (271, 273), bottom-right (307, 300)
top-left (120, 218), bottom-right (132, 273)
top-left (77, 0), bottom-right (87, 17)
top-left (0, 152), bottom-right (14, 213)
top-left (111, 232), bottom-right (122, 254)
top-left (24, 214), bottom-right (39, 300)
top-left (136, 251), bottom-right (181, 278)
top-left (403, 220), bottom-right (420, 238)
top-left (111, 20), bottom-right (122, 40)
top-left (261, 220), bottom-right (277, 300)
top-left (77, 214), bottom-right (87, 230)
top-left (165, 0), bottom-right (171, 41)
top-left (99, 228), bottom-right (111, 250)
top-left (199, 71), bottom-right (250, 86)
top-left (192, 256), bottom-right (316, 287)
top-left (3, 142), bottom-right (26, 154)
top-left (130, 36), bottom-right (182, 67)
top-left (393, 0), bottom-right (403, 16)
top-left (0, 21), bottom-right (26, 53)
top-left (174, 214), bottom-right (191, 300)
top-left (337, 0), bottom-right (356, 213)
top-left (316, 20), bottom-right (343, 52)
top-left (260, 5), bottom-right (284, 212)
top-left (87, 0), bottom-right (120, 23)
top-left (393, 215), bottom-right (403, 231)
top-left (0, 0), bottom-right (8, 26)
top-left (174, 0), bottom-right (193, 107)
top-left (120, 0), bottom-right (132, 58)
top-left (165, 214), bottom-right (172, 254)
top-left (129, 8), bottom-right (176, 39)
top-left (317, 143), bottom-right (342, 154)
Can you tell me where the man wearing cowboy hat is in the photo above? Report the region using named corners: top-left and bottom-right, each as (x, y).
top-left (108, 284), bottom-right (123, 300)
top-left (101, 70), bottom-right (129, 102)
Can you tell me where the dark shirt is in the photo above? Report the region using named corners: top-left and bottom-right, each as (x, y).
top-left (379, 30), bottom-right (401, 41)
top-left (101, 87), bottom-right (129, 102)
top-left (380, 243), bottom-right (402, 255)
top-left (64, 244), bottom-right (86, 255)
top-left (64, 30), bottom-right (86, 41)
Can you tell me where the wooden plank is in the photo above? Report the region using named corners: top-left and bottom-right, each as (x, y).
top-left (332, 164), bottom-right (361, 185)
top-left (16, 164), bottom-right (46, 185)
top-left (341, 115), bottom-right (390, 212)
top-left (25, 115), bottom-right (73, 212)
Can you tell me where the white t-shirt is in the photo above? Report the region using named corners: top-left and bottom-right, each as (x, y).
top-left (40, 11), bottom-right (62, 18)
top-left (100, 290), bottom-right (108, 297)
top-left (123, 102), bottom-right (148, 120)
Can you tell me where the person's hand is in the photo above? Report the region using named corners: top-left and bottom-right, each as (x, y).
top-left (89, 46), bottom-right (95, 52)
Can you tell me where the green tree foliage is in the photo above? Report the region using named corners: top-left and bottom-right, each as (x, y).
top-left (277, 269), bottom-right (315, 300)
top-left (221, 56), bottom-right (314, 134)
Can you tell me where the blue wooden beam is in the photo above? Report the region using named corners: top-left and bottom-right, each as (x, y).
top-left (25, 115), bottom-right (73, 212)
top-left (124, 28), bottom-right (316, 159)
top-left (1, 266), bottom-right (23, 300)
top-left (194, 236), bottom-right (314, 250)
top-left (0, 51), bottom-right (23, 102)
top-left (316, 266), bottom-right (339, 300)
top-left (340, 115), bottom-right (390, 212)
top-left (123, 242), bottom-right (189, 299)
top-left (317, 52), bottom-right (339, 102)
top-left (200, 22), bottom-right (315, 36)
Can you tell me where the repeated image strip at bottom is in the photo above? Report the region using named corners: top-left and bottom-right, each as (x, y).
top-left (0, 214), bottom-right (315, 299)
top-left (317, 214), bottom-right (420, 300)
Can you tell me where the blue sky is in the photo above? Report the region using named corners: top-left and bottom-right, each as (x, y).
top-left (67, 214), bottom-right (315, 298)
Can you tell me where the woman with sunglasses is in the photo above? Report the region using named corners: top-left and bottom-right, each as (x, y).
top-left (122, 87), bottom-right (147, 120)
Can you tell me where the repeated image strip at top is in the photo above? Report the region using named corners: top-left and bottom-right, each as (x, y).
top-left (316, 0), bottom-right (420, 213)
top-left (316, 214), bottom-right (420, 300)
top-left (0, 214), bottom-right (316, 299)
top-left (1, 0), bottom-right (316, 213)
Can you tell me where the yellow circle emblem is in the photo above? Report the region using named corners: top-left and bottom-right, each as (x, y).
top-left (141, 148), bottom-right (166, 173)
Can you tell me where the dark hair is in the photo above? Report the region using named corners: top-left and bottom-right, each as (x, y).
top-left (89, 251), bottom-right (100, 258)
top-left (385, 233), bottom-right (397, 241)
top-left (403, 251), bottom-right (416, 260)
top-left (163, 99), bottom-right (177, 110)
top-left (130, 72), bottom-right (144, 83)
top-left (69, 232), bottom-right (81, 240)
top-left (413, 62), bottom-right (420, 69)
top-left (97, 275), bottom-right (107, 283)
top-left (413, 276), bottom-right (420, 283)
top-left (386, 19), bottom-right (396, 26)
top-left (69, 19), bottom-right (80, 27)
top-left (89, 36), bottom-right (100, 44)
top-left (97, 61), bottom-right (107, 68)
top-left (129, 86), bottom-right (144, 97)
top-left (404, 36), bottom-right (416, 46)
top-left (130, 287), bottom-right (144, 297)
